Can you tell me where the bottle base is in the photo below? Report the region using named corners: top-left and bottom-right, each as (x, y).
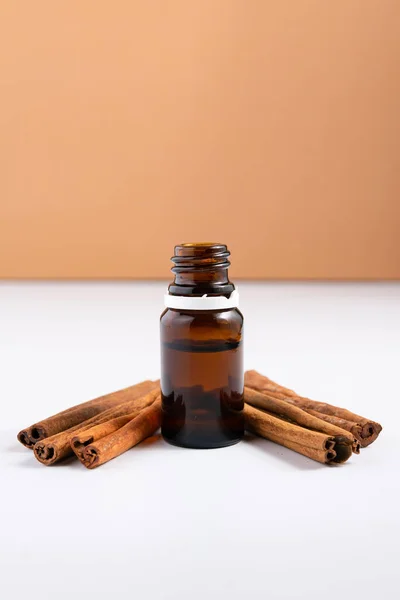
top-left (162, 433), bottom-right (243, 450)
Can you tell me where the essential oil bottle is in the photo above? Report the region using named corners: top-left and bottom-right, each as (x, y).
top-left (160, 242), bottom-right (244, 449)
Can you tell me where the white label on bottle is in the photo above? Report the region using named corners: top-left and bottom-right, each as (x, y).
top-left (164, 289), bottom-right (239, 310)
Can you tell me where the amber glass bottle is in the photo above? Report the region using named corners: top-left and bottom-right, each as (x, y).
top-left (160, 243), bottom-right (244, 449)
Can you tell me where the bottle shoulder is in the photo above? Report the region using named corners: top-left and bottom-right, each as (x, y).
top-left (160, 307), bottom-right (243, 324)
top-left (160, 308), bottom-right (243, 342)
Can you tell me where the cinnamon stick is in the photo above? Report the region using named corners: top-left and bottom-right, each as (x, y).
top-left (72, 397), bottom-right (162, 469)
top-left (301, 408), bottom-right (360, 433)
top-left (244, 387), bottom-right (360, 453)
top-left (290, 400), bottom-right (382, 447)
top-left (245, 370), bottom-right (382, 447)
top-left (33, 388), bottom-right (159, 465)
top-left (244, 404), bottom-right (353, 464)
top-left (70, 413), bottom-right (137, 461)
top-left (18, 380), bottom-right (158, 448)
top-left (247, 386), bottom-right (363, 439)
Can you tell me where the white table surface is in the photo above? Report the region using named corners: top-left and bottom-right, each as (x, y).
top-left (1, 281), bottom-right (399, 600)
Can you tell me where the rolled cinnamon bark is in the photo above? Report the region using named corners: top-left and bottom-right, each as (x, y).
top-left (18, 380), bottom-right (158, 448)
top-left (245, 373), bottom-right (297, 398)
top-left (73, 397), bottom-right (162, 469)
top-left (300, 408), bottom-right (360, 434)
top-left (244, 404), bottom-right (353, 464)
top-left (289, 400), bottom-right (382, 447)
top-left (33, 388), bottom-right (159, 465)
top-left (70, 413), bottom-right (137, 461)
top-left (244, 387), bottom-right (360, 453)
top-left (246, 385), bottom-right (360, 436)
top-left (245, 370), bottom-right (382, 448)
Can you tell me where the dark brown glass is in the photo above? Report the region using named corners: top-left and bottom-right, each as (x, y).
top-left (160, 243), bottom-right (244, 449)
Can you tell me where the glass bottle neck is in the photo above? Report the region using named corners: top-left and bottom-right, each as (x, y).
top-left (168, 243), bottom-right (235, 297)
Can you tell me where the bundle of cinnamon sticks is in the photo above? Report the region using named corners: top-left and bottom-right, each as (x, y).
top-left (18, 380), bottom-right (161, 468)
top-left (244, 370), bottom-right (382, 464)
top-left (17, 371), bottom-right (382, 468)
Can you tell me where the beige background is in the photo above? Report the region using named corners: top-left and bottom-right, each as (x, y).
top-left (0, 1), bottom-right (399, 279)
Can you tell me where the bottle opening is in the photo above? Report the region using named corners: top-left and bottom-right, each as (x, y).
top-left (174, 243), bottom-right (229, 260)
top-left (180, 242), bottom-right (217, 247)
